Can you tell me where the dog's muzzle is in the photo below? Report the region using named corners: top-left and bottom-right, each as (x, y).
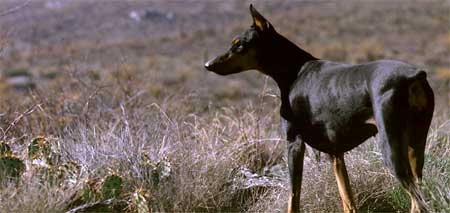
top-left (204, 60), bottom-right (214, 71)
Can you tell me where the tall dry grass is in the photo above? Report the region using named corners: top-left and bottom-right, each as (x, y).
top-left (0, 64), bottom-right (448, 212)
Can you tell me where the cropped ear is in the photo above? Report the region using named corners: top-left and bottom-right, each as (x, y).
top-left (249, 4), bottom-right (273, 32)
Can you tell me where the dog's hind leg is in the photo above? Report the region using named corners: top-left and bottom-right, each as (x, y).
top-left (331, 153), bottom-right (356, 213)
top-left (406, 126), bottom-right (427, 212)
top-left (373, 89), bottom-right (429, 213)
top-left (407, 78), bottom-right (434, 183)
top-left (406, 79), bottom-right (434, 211)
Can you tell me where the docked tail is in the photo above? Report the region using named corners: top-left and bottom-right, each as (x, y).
top-left (407, 70), bottom-right (432, 112)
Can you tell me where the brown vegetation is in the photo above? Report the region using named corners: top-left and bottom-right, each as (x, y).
top-left (0, 1), bottom-right (449, 212)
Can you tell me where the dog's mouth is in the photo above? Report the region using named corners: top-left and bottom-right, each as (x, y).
top-left (204, 59), bottom-right (231, 75)
top-left (204, 64), bottom-right (240, 76)
top-left (204, 55), bottom-right (244, 76)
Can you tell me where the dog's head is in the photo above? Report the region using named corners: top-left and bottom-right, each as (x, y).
top-left (204, 4), bottom-right (275, 75)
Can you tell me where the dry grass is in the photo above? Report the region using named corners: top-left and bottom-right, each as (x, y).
top-left (0, 1), bottom-right (449, 212)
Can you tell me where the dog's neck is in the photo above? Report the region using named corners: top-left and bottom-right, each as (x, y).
top-left (258, 32), bottom-right (317, 118)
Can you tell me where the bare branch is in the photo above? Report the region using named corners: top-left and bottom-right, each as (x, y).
top-left (0, 0), bottom-right (31, 17)
top-left (1, 104), bottom-right (41, 140)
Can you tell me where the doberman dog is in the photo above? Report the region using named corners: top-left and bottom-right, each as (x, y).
top-left (205, 5), bottom-right (434, 213)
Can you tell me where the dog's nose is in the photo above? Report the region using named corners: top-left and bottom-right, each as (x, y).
top-left (204, 60), bottom-right (213, 71)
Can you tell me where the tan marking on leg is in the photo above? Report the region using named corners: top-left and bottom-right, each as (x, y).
top-left (404, 180), bottom-right (428, 213)
top-left (332, 154), bottom-right (357, 213)
top-left (407, 190), bottom-right (420, 213)
top-left (288, 190), bottom-right (301, 213)
top-left (287, 194), bottom-right (295, 213)
top-left (408, 146), bottom-right (419, 183)
top-left (365, 116), bottom-right (377, 126)
top-left (407, 146), bottom-right (426, 213)
top-left (410, 197), bottom-right (418, 213)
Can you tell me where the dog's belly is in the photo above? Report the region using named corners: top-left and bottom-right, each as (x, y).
top-left (294, 95), bottom-right (378, 154)
top-left (297, 119), bottom-right (378, 154)
top-left (299, 115), bottom-right (378, 154)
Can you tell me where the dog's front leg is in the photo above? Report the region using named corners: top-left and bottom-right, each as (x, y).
top-left (286, 123), bottom-right (305, 213)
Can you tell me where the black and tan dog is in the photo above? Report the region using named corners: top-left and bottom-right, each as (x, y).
top-left (205, 5), bottom-right (434, 213)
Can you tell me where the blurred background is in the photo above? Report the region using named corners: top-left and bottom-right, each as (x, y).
top-left (1, 1), bottom-right (448, 108)
top-left (0, 1), bottom-right (448, 212)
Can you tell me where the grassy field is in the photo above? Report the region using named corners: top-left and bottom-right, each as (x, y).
top-left (0, 1), bottom-right (449, 212)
